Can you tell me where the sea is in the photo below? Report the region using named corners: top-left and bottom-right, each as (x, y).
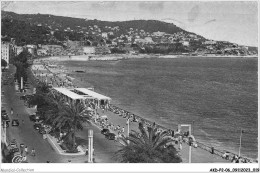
top-left (59, 57), bottom-right (258, 159)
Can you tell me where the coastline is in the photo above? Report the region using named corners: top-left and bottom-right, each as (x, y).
top-left (31, 56), bottom-right (257, 163)
top-left (38, 54), bottom-right (258, 62)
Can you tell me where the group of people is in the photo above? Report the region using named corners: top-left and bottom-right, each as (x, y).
top-left (33, 60), bottom-right (77, 89)
top-left (222, 152), bottom-right (255, 163)
top-left (10, 139), bottom-right (36, 163)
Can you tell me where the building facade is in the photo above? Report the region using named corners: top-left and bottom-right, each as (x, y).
top-left (1, 43), bottom-right (10, 68)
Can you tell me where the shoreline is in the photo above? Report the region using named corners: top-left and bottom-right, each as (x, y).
top-left (38, 54), bottom-right (258, 62)
top-left (31, 57), bottom-right (257, 163)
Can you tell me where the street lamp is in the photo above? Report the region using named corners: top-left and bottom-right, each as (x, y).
top-left (126, 118), bottom-right (130, 144)
top-left (88, 129), bottom-right (94, 163)
top-left (178, 124), bottom-right (192, 163)
top-left (238, 129), bottom-right (244, 157)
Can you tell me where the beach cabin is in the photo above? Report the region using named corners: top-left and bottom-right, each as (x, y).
top-left (52, 87), bottom-right (85, 105)
top-left (73, 88), bottom-right (111, 108)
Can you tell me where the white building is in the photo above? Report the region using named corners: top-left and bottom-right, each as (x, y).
top-left (26, 44), bottom-right (37, 49)
top-left (27, 48), bottom-right (35, 55)
top-left (101, 32), bottom-right (108, 39)
top-left (144, 37), bottom-right (154, 43)
top-left (152, 31), bottom-right (165, 37)
top-left (204, 40), bottom-right (216, 45)
top-left (1, 43), bottom-right (10, 68)
top-left (37, 49), bottom-right (48, 56)
top-left (14, 46), bottom-right (24, 56)
top-left (181, 41), bottom-right (190, 46)
top-left (83, 47), bottom-right (95, 54)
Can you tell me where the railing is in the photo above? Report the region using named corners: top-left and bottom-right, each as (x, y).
top-left (108, 104), bottom-right (256, 163)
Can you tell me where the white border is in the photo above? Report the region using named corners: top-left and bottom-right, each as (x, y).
top-left (1, 0), bottom-right (259, 173)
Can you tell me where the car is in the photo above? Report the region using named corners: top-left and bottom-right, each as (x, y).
top-left (29, 114), bottom-right (37, 122)
top-left (105, 133), bottom-right (116, 140)
top-left (11, 119), bottom-right (19, 126)
top-left (101, 128), bottom-right (110, 135)
top-left (1, 109), bottom-right (7, 114)
top-left (1, 113), bottom-right (9, 121)
top-left (34, 122), bottom-right (42, 130)
top-left (2, 115), bottom-right (10, 122)
top-left (9, 140), bottom-right (19, 153)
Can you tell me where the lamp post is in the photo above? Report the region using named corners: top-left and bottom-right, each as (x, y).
top-left (238, 129), bottom-right (243, 157)
top-left (21, 77), bottom-right (23, 90)
top-left (126, 118), bottom-right (130, 144)
top-left (88, 129), bottom-right (94, 163)
top-left (178, 124), bottom-right (192, 163)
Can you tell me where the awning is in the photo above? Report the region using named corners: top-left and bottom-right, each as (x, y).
top-left (53, 88), bottom-right (85, 100)
top-left (75, 88), bottom-right (111, 101)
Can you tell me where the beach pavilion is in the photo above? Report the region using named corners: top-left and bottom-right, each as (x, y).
top-left (52, 87), bottom-right (87, 105)
top-left (73, 88), bottom-right (111, 108)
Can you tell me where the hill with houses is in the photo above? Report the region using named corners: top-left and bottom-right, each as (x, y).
top-left (1, 11), bottom-right (258, 56)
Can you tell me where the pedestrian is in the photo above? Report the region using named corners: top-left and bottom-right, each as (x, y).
top-left (179, 141), bottom-right (182, 150)
top-left (24, 146), bottom-right (28, 154)
top-left (31, 148), bottom-right (35, 157)
top-left (114, 135), bottom-right (118, 142)
top-left (10, 108), bottom-right (13, 115)
top-left (20, 144), bottom-right (24, 155)
top-left (122, 127), bottom-right (125, 133)
top-left (22, 155), bottom-right (27, 162)
top-left (211, 147), bottom-right (214, 154)
top-left (85, 149), bottom-right (88, 156)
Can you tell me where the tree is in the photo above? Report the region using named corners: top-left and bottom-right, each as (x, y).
top-left (115, 122), bottom-right (182, 163)
top-left (1, 59), bottom-right (8, 69)
top-left (48, 98), bottom-right (92, 151)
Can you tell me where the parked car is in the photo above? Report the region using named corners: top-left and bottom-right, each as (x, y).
top-left (34, 122), bottom-right (42, 130)
top-left (11, 119), bottom-right (19, 126)
top-left (1, 109), bottom-right (7, 114)
top-left (101, 128), bottom-right (110, 135)
top-left (29, 114), bottom-right (39, 122)
top-left (9, 140), bottom-right (19, 153)
top-left (1, 113), bottom-right (9, 121)
top-left (105, 133), bottom-right (116, 140)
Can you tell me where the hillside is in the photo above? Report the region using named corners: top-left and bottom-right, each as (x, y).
top-left (1, 11), bottom-right (204, 45)
top-left (1, 11), bottom-right (257, 55)
top-left (1, 11), bottom-right (193, 35)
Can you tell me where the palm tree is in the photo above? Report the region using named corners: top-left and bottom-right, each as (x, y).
top-left (115, 122), bottom-right (182, 163)
top-left (48, 98), bottom-right (92, 151)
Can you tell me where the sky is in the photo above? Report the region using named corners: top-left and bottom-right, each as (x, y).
top-left (1, 1), bottom-right (259, 46)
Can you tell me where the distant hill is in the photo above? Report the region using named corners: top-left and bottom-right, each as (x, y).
top-left (1, 11), bottom-right (257, 54)
top-left (1, 11), bottom-right (204, 45)
top-left (1, 11), bottom-right (192, 34)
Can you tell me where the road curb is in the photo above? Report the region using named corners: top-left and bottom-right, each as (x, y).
top-left (46, 134), bottom-right (85, 156)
